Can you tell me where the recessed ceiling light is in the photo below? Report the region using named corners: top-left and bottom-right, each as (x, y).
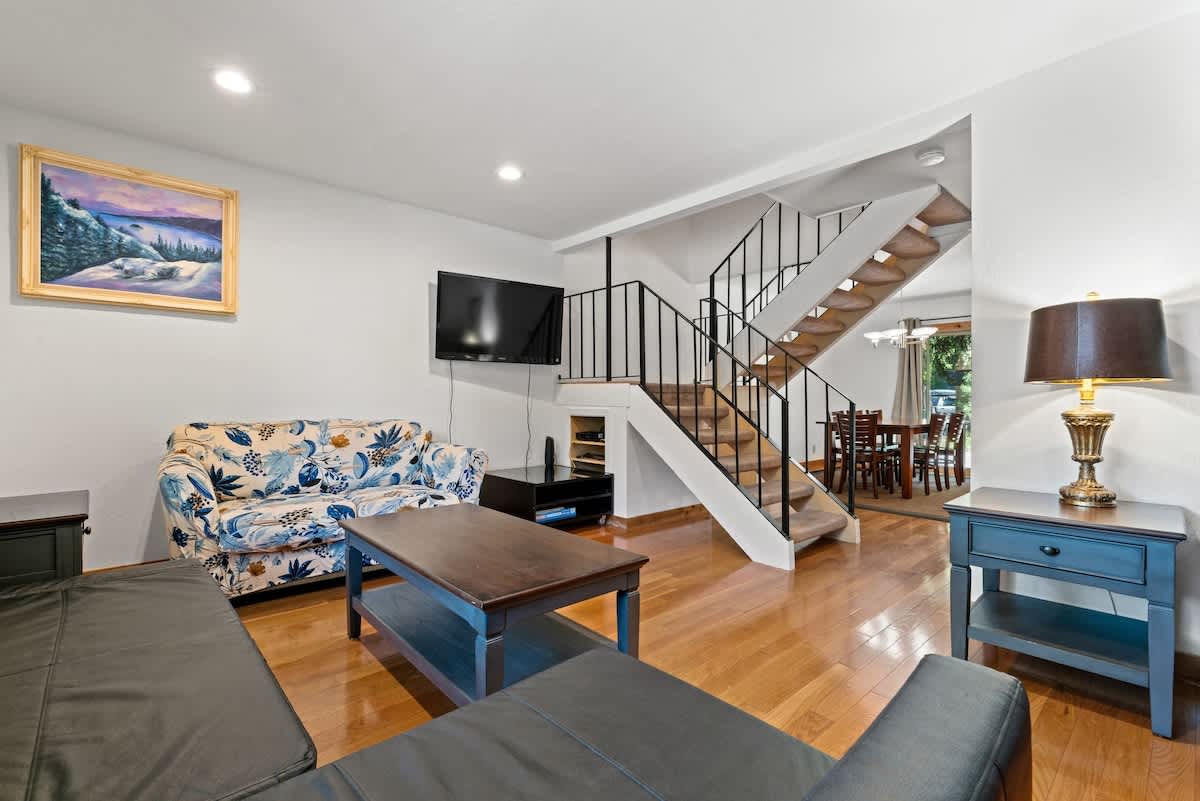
top-left (496, 164), bottom-right (523, 182)
top-left (916, 146), bottom-right (946, 167)
top-left (213, 69), bottom-right (253, 95)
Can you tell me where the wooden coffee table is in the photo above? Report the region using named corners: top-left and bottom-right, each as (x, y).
top-left (342, 503), bottom-right (648, 705)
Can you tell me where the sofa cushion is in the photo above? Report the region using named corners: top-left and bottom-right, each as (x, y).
top-left (0, 560), bottom-right (314, 801)
top-left (168, 419), bottom-right (429, 502)
top-left (345, 484), bottom-right (461, 517)
top-left (218, 493), bottom-right (355, 553)
top-left (246, 648), bottom-right (835, 801)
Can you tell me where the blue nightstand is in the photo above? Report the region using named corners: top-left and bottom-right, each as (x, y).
top-left (946, 487), bottom-right (1187, 738)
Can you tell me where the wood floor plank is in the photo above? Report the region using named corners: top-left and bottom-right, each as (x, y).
top-left (238, 506), bottom-right (1198, 797)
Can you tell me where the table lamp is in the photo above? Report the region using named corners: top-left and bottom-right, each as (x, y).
top-left (1024, 293), bottom-right (1171, 507)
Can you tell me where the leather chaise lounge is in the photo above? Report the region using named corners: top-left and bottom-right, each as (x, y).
top-left (247, 650), bottom-right (1031, 801)
top-left (1, 558), bottom-right (1031, 801)
top-left (0, 560), bottom-right (314, 801)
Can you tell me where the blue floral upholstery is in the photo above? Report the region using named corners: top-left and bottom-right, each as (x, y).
top-left (158, 418), bottom-right (487, 596)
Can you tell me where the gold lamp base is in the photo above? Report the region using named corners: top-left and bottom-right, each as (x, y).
top-left (1058, 381), bottom-right (1116, 507)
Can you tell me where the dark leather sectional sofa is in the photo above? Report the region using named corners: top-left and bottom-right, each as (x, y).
top-left (1, 559), bottom-right (1032, 801)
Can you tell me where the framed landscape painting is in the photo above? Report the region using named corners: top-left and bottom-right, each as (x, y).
top-left (19, 145), bottom-right (238, 314)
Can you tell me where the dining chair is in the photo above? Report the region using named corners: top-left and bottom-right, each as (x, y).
top-left (834, 411), bottom-right (896, 499)
top-left (911, 412), bottom-right (948, 495)
top-left (939, 412), bottom-right (967, 488)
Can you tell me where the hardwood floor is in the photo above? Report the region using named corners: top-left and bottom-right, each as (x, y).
top-left (237, 509), bottom-right (1199, 799)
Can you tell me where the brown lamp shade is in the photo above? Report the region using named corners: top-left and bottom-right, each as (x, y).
top-left (1024, 297), bottom-right (1172, 383)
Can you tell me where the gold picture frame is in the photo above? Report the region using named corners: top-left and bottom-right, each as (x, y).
top-left (19, 144), bottom-right (238, 314)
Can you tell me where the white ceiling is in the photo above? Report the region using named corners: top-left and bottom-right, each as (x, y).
top-left (770, 121), bottom-right (972, 216)
top-left (0, 2), bottom-right (1194, 241)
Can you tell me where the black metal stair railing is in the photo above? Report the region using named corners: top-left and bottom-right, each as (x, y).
top-left (698, 296), bottom-right (858, 515)
top-left (559, 281), bottom-right (857, 534)
top-left (706, 202), bottom-right (871, 348)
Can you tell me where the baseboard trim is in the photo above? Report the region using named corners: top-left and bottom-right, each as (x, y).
top-left (608, 504), bottom-right (710, 531)
top-left (84, 558), bottom-right (169, 575)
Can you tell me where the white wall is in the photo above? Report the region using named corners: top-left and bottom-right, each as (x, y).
top-left (0, 102), bottom-right (563, 570)
top-left (969, 16), bottom-right (1200, 651)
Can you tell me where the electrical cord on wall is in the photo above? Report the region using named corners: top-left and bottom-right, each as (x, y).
top-left (447, 360), bottom-right (454, 443)
top-left (525, 363), bottom-right (533, 469)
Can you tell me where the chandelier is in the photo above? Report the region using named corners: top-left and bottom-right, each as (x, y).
top-left (863, 319), bottom-right (938, 349)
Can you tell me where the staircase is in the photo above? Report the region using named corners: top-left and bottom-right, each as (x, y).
top-left (560, 280), bottom-right (860, 571)
top-left (556, 183), bottom-right (969, 572)
top-left (711, 185), bottom-right (971, 388)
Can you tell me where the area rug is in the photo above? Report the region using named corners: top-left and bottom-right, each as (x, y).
top-left (831, 473), bottom-right (971, 522)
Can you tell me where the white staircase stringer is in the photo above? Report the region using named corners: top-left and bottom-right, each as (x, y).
top-left (627, 390), bottom-right (795, 571)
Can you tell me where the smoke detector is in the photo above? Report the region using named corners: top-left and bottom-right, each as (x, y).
top-left (916, 146), bottom-right (946, 167)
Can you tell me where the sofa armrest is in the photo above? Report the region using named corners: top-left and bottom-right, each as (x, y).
top-left (158, 451), bottom-right (222, 557)
top-left (419, 443), bottom-right (489, 502)
top-left (802, 655), bottom-right (1031, 801)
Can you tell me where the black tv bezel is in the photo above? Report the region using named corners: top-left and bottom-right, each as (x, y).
top-left (434, 270), bottom-right (564, 365)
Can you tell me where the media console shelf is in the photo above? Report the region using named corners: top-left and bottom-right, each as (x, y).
top-left (946, 487), bottom-right (1186, 738)
top-left (480, 465), bottom-right (614, 528)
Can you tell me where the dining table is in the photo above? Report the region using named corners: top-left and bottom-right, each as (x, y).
top-left (817, 418), bottom-right (965, 500)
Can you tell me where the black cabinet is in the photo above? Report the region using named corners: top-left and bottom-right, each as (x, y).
top-left (480, 466), bottom-right (613, 528)
top-left (0, 491), bottom-right (89, 585)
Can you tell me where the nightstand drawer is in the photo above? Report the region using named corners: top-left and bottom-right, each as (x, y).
top-left (969, 521), bottom-right (1145, 584)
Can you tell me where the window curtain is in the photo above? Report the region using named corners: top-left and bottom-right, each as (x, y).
top-left (891, 318), bottom-right (929, 424)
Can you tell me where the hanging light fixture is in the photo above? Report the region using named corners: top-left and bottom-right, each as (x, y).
top-left (863, 320), bottom-right (938, 349)
top-left (862, 284), bottom-right (939, 348)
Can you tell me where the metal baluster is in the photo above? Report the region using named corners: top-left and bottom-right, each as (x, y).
top-left (759, 218), bottom-right (764, 307)
top-left (847, 401), bottom-right (857, 515)
top-left (674, 312), bottom-right (680, 420)
top-left (605, 240), bottom-right (612, 381)
top-left (781, 405), bottom-right (790, 539)
top-left (803, 368), bottom-right (809, 476)
top-left (742, 243), bottom-right (748, 318)
top-left (712, 342), bottom-right (719, 457)
top-left (624, 284), bottom-right (630, 377)
top-left (657, 299), bottom-right (663, 395)
top-left (708, 275), bottom-right (717, 362)
top-left (732, 347), bottom-right (740, 484)
top-left (796, 210), bottom-right (800, 280)
top-left (591, 291), bottom-right (596, 378)
top-left (777, 205), bottom-right (782, 293)
top-left (637, 283), bottom-right (646, 388)
top-left (567, 296), bottom-right (573, 378)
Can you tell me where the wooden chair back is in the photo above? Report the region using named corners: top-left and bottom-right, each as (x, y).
top-left (835, 411), bottom-right (878, 456)
top-left (926, 412), bottom-right (948, 444)
top-left (944, 413), bottom-right (966, 448)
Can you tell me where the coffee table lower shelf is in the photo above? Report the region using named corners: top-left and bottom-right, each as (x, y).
top-left (354, 583), bottom-right (613, 706)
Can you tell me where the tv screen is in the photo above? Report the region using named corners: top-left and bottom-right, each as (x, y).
top-left (435, 272), bottom-right (564, 364)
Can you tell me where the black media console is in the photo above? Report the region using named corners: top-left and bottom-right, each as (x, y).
top-left (479, 466), bottom-right (614, 528)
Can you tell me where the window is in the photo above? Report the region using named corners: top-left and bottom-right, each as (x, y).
top-left (924, 332), bottom-right (971, 452)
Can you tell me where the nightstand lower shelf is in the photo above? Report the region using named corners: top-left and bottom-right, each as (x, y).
top-left (968, 591), bottom-right (1149, 687)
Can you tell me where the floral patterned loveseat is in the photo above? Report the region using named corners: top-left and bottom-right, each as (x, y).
top-left (158, 418), bottom-right (487, 596)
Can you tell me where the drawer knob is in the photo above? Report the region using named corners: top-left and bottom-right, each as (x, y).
top-left (1039, 545), bottom-right (1061, 557)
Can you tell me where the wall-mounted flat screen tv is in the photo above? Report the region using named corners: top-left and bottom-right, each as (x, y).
top-left (435, 271), bottom-right (564, 364)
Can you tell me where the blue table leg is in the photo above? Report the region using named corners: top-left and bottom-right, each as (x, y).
top-left (982, 568), bottom-right (1000, 592)
top-left (617, 585), bottom-right (640, 657)
top-left (346, 542), bottom-right (362, 640)
top-left (951, 565), bottom-right (971, 659)
top-left (1148, 601), bottom-right (1175, 738)
top-left (475, 629), bottom-right (504, 699)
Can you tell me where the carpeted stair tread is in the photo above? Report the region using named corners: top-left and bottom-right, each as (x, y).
top-left (741, 478), bottom-right (814, 508)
